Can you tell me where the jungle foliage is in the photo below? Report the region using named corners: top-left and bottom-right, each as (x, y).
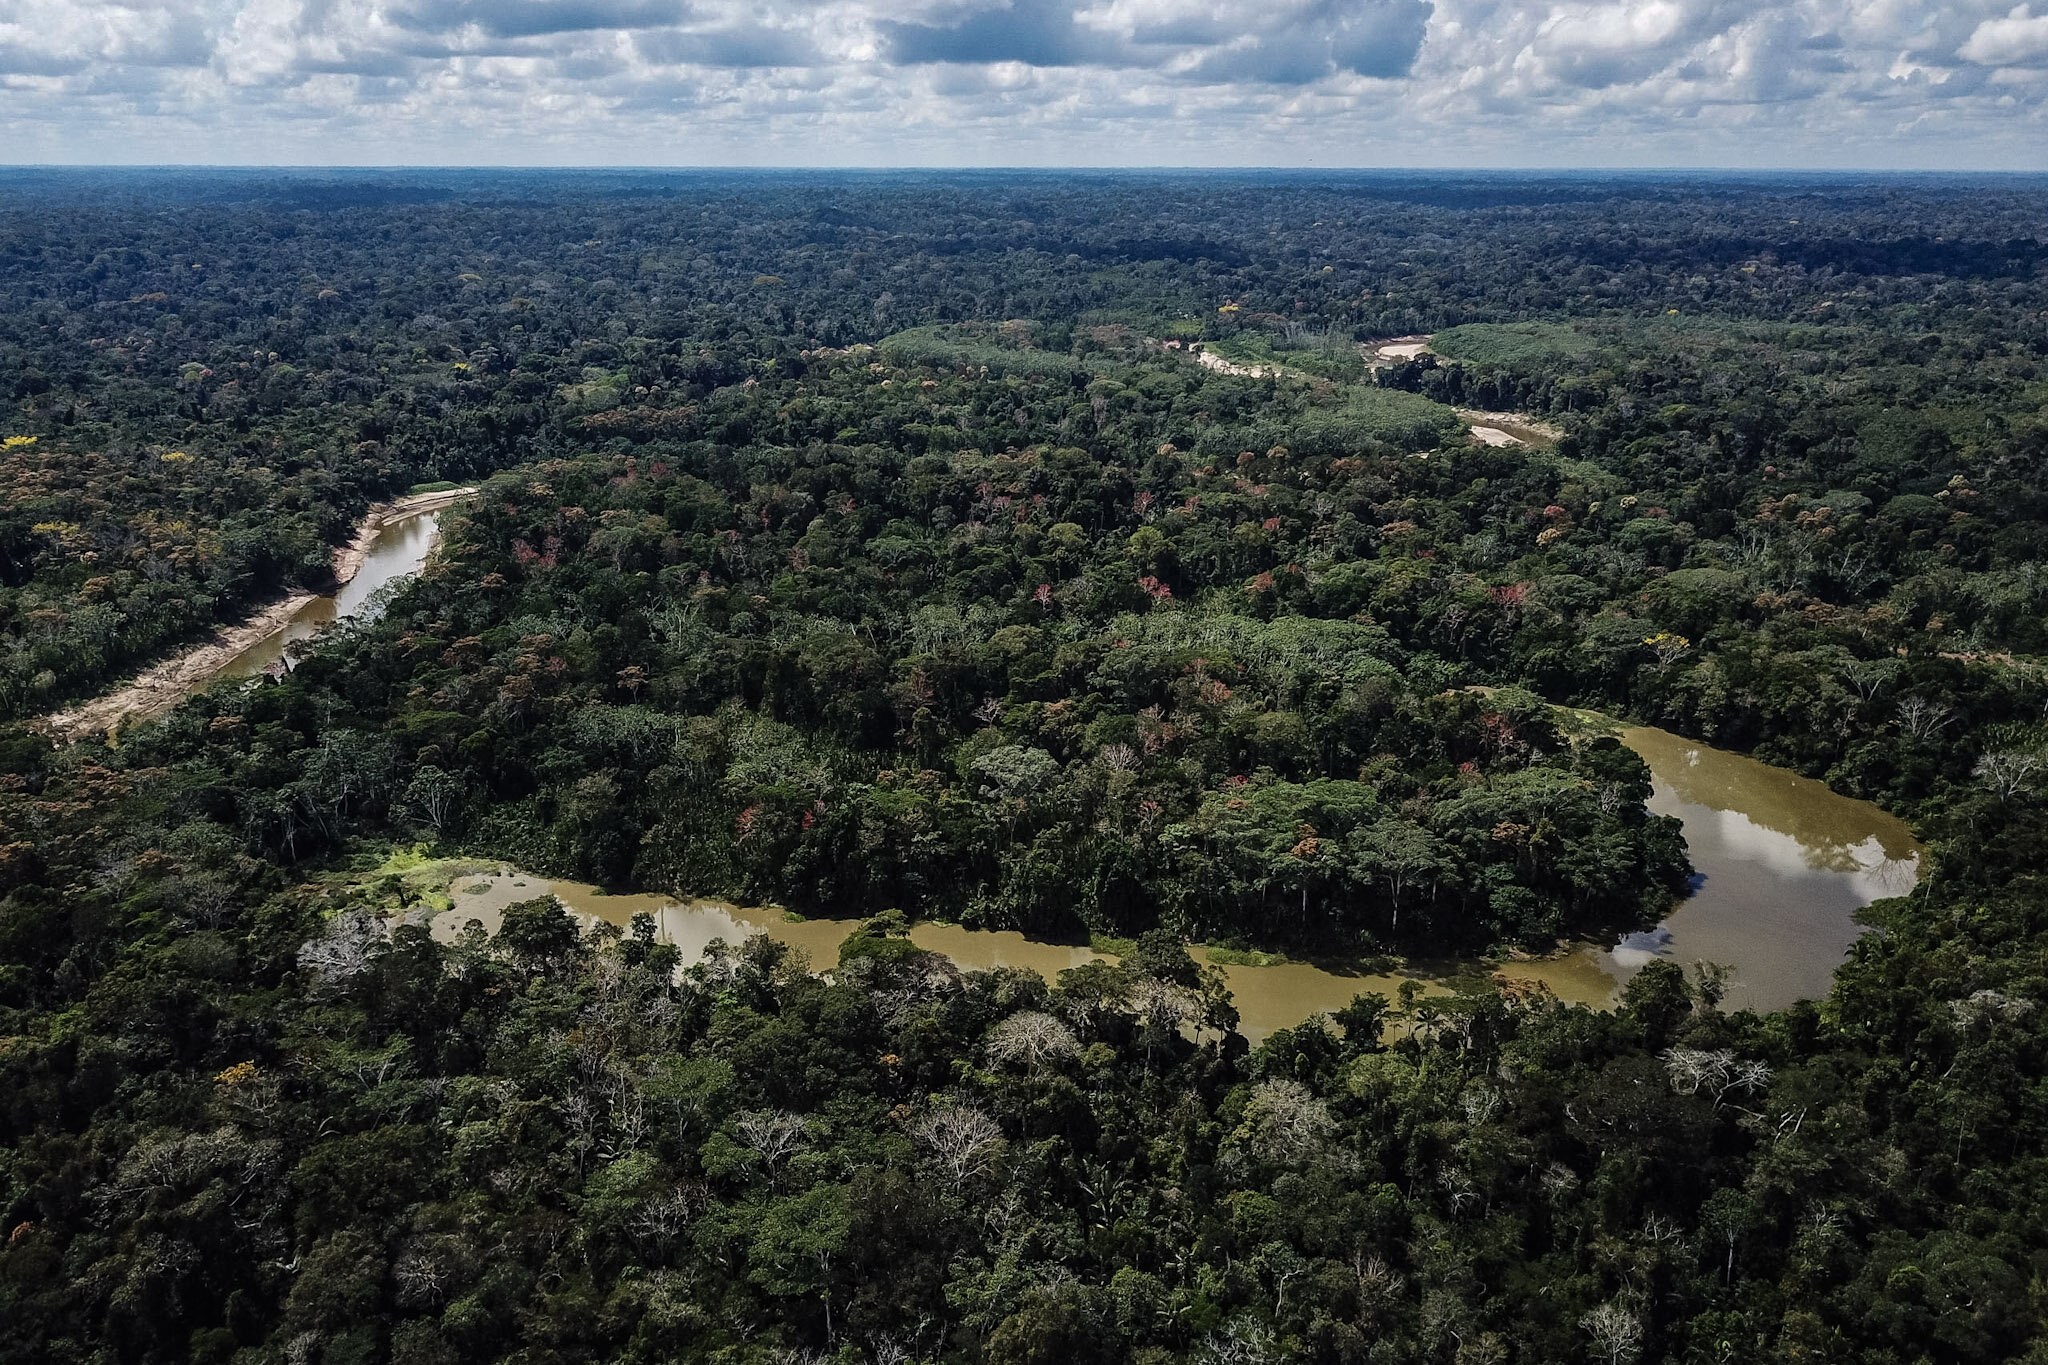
top-left (4, 170), bottom-right (2048, 1365)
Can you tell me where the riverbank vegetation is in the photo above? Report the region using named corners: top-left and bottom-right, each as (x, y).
top-left (4, 170), bottom-right (2048, 1363)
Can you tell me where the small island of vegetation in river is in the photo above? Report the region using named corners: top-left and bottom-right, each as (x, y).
top-left (4, 170), bottom-right (2048, 1365)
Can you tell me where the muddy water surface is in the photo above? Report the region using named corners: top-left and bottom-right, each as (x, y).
top-left (433, 723), bottom-right (1921, 1038)
top-left (434, 873), bottom-right (1110, 988)
top-left (1594, 726), bottom-right (1918, 1009)
top-left (221, 510), bottom-right (444, 678)
top-left (435, 871), bottom-right (1433, 1041)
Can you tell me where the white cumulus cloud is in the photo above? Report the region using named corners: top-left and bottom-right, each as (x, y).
top-left (1961, 5), bottom-right (2048, 66)
top-left (0, 0), bottom-right (2037, 165)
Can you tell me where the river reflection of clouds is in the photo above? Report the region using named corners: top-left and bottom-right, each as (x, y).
top-left (428, 722), bottom-right (1924, 1030)
top-left (1588, 726), bottom-right (1925, 1010)
top-left (1647, 736), bottom-right (1920, 864)
top-left (1679, 802), bottom-right (1918, 890)
top-left (1610, 927), bottom-right (1674, 970)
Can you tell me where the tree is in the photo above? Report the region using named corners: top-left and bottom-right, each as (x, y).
top-left (1200, 1314), bottom-right (1282, 1364)
top-left (913, 1105), bottom-right (1005, 1191)
top-left (985, 1010), bottom-right (1080, 1067)
top-left (401, 764), bottom-right (464, 833)
top-left (1333, 993), bottom-right (1390, 1053)
top-left (734, 1109), bottom-right (809, 1174)
top-left (1348, 820), bottom-right (1445, 937)
top-left (972, 745), bottom-right (1060, 802)
top-left (1974, 750), bottom-right (2042, 803)
top-left (1129, 928), bottom-right (1202, 989)
top-left (1621, 960), bottom-right (1691, 1043)
top-left (1898, 697), bottom-right (1957, 743)
top-left (1699, 1187), bottom-right (1759, 1284)
top-left (986, 1285), bottom-right (1119, 1365)
top-left (1235, 1079), bottom-right (1336, 1167)
top-left (496, 895), bottom-right (580, 971)
top-left (297, 911), bottom-right (383, 992)
top-left (1580, 1302), bottom-right (1643, 1365)
top-left (746, 1185), bottom-right (851, 1340)
top-left (1660, 1048), bottom-right (1770, 1108)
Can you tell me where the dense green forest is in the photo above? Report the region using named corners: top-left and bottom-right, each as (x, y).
top-left (4, 170), bottom-right (2048, 1364)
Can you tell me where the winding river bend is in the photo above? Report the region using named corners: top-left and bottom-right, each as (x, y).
top-left (1489, 726), bottom-right (1920, 1014)
top-left (90, 494), bottom-right (1917, 1031)
top-left (433, 723), bottom-right (1920, 1038)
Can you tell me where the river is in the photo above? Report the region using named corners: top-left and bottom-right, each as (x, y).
top-left (152, 502), bottom-right (1918, 1029)
top-left (429, 724), bottom-right (1920, 1038)
top-left (1493, 726), bottom-right (1920, 1013)
top-left (38, 488), bottom-right (470, 741)
top-left (218, 506), bottom-right (446, 680)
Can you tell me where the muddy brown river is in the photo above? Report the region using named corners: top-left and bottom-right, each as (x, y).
top-left (433, 723), bottom-right (1919, 1038)
top-left (141, 491), bottom-right (1919, 1030)
top-left (220, 508), bottom-right (446, 679)
top-left (1497, 726), bottom-right (1920, 1013)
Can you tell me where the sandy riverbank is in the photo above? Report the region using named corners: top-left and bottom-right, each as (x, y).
top-left (36, 487), bottom-right (475, 743)
top-left (1458, 409), bottom-right (1563, 439)
top-left (1368, 337), bottom-right (1433, 363)
top-left (1188, 345), bottom-right (1280, 379)
top-left (1457, 409), bottom-right (1564, 448)
top-left (332, 486), bottom-right (474, 584)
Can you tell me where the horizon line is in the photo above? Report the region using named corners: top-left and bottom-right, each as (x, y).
top-left (4, 163), bottom-right (2047, 177)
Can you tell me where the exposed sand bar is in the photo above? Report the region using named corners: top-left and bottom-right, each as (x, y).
top-left (37, 487), bottom-right (475, 742)
top-left (1369, 337), bottom-right (1433, 363)
top-left (1188, 345), bottom-right (1280, 379)
top-left (1457, 408), bottom-right (1564, 444)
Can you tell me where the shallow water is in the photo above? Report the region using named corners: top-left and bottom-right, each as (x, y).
top-left (434, 872), bottom-right (1117, 991)
top-left (435, 870), bottom-right (1449, 1041)
top-left (1584, 726), bottom-right (1918, 1009)
top-left (430, 723), bottom-right (1921, 1036)
top-left (220, 510), bottom-right (443, 678)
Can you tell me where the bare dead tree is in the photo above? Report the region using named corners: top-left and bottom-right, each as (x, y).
top-left (1897, 696), bottom-right (1957, 743)
top-left (984, 1010), bottom-right (1080, 1068)
top-left (1974, 749), bottom-right (2043, 803)
top-left (1660, 1048), bottom-right (1771, 1109)
top-left (913, 1105), bottom-right (1004, 1191)
top-left (632, 1186), bottom-right (703, 1247)
top-left (1580, 1301), bottom-right (1644, 1365)
top-left (734, 1109), bottom-right (809, 1173)
top-left (1199, 1314), bottom-right (1281, 1364)
top-left (1950, 988), bottom-right (2036, 1030)
top-left (296, 911), bottom-right (384, 992)
top-left (1097, 742), bottom-right (1140, 772)
top-left (393, 1244), bottom-right (451, 1308)
top-left (1351, 1251), bottom-right (1404, 1310)
top-left (1240, 1079), bottom-right (1336, 1166)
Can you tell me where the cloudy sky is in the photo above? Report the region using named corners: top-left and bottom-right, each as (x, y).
top-left (1, 0), bottom-right (2044, 168)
